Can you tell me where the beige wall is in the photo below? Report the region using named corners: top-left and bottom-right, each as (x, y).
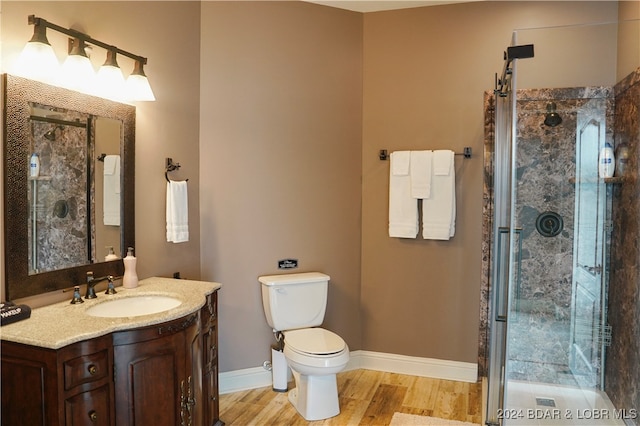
top-left (0, 1), bottom-right (202, 306)
top-left (618, 0), bottom-right (640, 81)
top-left (199, 1), bottom-right (363, 371)
top-left (0, 1), bottom-right (624, 374)
top-left (361, 1), bottom-right (618, 364)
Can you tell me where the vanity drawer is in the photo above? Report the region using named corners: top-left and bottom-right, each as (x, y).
top-left (64, 383), bottom-right (113, 426)
top-left (64, 348), bottom-right (110, 390)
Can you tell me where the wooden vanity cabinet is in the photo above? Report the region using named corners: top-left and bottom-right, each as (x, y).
top-left (1, 291), bottom-right (223, 426)
top-left (1, 334), bottom-right (115, 426)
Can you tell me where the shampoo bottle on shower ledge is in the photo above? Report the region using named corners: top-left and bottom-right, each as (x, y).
top-left (122, 247), bottom-right (138, 289)
top-left (599, 142), bottom-right (615, 178)
top-left (29, 153), bottom-right (40, 178)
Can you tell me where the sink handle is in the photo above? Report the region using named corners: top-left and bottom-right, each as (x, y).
top-left (105, 276), bottom-right (117, 295)
top-left (70, 286), bottom-right (84, 304)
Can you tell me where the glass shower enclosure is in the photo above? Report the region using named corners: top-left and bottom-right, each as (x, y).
top-left (485, 21), bottom-right (630, 426)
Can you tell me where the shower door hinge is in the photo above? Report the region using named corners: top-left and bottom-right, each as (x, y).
top-left (605, 220), bottom-right (614, 233)
top-left (599, 324), bottom-right (612, 347)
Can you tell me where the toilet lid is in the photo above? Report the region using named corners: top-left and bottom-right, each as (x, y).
top-left (284, 328), bottom-right (345, 355)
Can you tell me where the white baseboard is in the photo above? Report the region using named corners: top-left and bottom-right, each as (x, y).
top-left (219, 350), bottom-right (478, 394)
top-left (349, 350), bottom-right (478, 383)
top-left (219, 366), bottom-right (273, 395)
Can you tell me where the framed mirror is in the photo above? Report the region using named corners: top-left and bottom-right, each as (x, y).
top-left (3, 74), bottom-right (135, 300)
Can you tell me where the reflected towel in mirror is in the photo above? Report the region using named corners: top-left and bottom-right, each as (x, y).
top-left (103, 155), bottom-right (121, 226)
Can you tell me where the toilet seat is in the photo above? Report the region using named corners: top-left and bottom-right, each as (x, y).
top-left (284, 328), bottom-right (346, 356)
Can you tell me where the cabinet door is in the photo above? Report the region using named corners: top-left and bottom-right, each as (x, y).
top-left (114, 332), bottom-right (184, 426)
top-left (114, 319), bottom-right (196, 426)
top-left (64, 384), bottom-right (112, 426)
top-left (1, 342), bottom-right (60, 425)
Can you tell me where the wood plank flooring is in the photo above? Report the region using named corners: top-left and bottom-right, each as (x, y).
top-left (219, 369), bottom-right (483, 425)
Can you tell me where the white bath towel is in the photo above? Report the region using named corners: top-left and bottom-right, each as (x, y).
top-left (388, 151), bottom-right (418, 238)
top-left (422, 150), bottom-right (456, 240)
top-left (410, 150), bottom-right (433, 199)
top-left (166, 180), bottom-right (189, 243)
top-left (103, 155), bottom-right (120, 226)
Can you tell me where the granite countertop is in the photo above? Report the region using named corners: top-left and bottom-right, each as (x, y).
top-left (0, 277), bottom-right (221, 349)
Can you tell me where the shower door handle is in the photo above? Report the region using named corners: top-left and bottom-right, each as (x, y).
top-left (495, 227), bottom-right (522, 322)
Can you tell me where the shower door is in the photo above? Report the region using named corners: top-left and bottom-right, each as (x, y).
top-left (569, 102), bottom-right (609, 390)
top-left (485, 42), bottom-right (518, 426)
top-left (485, 35), bottom-right (615, 425)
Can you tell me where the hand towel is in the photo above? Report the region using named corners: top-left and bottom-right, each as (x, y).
top-left (166, 180), bottom-right (189, 243)
top-left (103, 155), bottom-right (120, 226)
top-left (410, 150), bottom-right (433, 199)
top-left (422, 150), bottom-right (456, 240)
top-left (433, 149), bottom-right (453, 175)
top-left (388, 151), bottom-right (418, 238)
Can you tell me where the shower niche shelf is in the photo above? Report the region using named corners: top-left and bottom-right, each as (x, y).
top-left (568, 176), bottom-right (626, 185)
top-left (604, 176), bottom-right (626, 184)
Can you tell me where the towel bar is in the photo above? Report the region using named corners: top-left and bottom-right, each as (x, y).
top-left (379, 147), bottom-right (472, 161)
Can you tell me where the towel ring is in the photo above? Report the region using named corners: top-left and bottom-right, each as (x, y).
top-left (165, 157), bottom-right (188, 182)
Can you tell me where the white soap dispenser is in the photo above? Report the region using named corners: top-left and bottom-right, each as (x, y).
top-left (122, 247), bottom-right (139, 289)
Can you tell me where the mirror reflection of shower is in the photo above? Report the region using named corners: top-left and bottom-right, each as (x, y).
top-left (543, 102), bottom-right (563, 127)
top-left (28, 115), bottom-right (91, 274)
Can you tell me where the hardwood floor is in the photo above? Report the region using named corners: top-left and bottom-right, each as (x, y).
top-left (219, 369), bottom-right (483, 425)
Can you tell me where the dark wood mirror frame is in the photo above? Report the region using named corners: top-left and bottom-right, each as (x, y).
top-left (3, 74), bottom-right (135, 300)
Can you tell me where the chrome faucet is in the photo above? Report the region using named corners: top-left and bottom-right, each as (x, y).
top-left (85, 272), bottom-right (115, 299)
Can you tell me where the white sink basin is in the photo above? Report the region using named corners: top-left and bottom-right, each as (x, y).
top-left (85, 295), bottom-right (182, 318)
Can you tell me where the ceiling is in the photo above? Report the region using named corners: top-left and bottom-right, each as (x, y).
top-left (303, 0), bottom-right (479, 13)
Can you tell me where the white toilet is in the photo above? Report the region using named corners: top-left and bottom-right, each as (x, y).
top-left (259, 272), bottom-right (350, 421)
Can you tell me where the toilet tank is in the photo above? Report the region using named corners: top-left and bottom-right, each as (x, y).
top-left (259, 272), bottom-right (330, 331)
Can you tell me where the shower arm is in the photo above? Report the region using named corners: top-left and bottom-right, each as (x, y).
top-left (495, 44), bottom-right (535, 97)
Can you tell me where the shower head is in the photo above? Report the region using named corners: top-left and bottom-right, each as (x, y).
top-left (544, 102), bottom-right (562, 127)
top-left (44, 125), bottom-right (63, 141)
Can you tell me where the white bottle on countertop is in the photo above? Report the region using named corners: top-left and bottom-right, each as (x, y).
top-left (122, 247), bottom-right (138, 289)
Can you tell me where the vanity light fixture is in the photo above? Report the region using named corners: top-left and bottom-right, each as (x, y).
top-left (60, 37), bottom-right (95, 93)
top-left (14, 18), bottom-right (60, 84)
top-left (125, 59), bottom-right (156, 101)
top-left (95, 50), bottom-right (127, 101)
top-left (15, 15), bottom-right (155, 102)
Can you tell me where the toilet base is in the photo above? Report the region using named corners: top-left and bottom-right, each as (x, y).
top-left (288, 370), bottom-right (340, 421)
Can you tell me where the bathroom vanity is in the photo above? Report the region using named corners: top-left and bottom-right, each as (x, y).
top-left (0, 277), bottom-right (223, 426)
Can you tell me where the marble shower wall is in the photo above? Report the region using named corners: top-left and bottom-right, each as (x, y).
top-left (606, 68), bottom-right (640, 419)
top-left (480, 87), bottom-right (614, 385)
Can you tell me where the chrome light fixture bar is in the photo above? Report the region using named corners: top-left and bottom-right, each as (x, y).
top-left (17, 15), bottom-right (155, 102)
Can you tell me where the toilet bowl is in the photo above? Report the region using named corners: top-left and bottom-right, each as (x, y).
top-left (283, 328), bottom-right (349, 421)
